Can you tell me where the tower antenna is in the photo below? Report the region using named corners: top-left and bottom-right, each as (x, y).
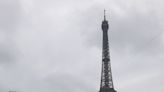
top-left (104, 9), bottom-right (106, 20)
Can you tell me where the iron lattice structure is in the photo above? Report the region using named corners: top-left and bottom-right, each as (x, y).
top-left (99, 10), bottom-right (117, 92)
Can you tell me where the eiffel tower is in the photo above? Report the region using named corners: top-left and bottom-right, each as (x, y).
top-left (99, 10), bottom-right (117, 92)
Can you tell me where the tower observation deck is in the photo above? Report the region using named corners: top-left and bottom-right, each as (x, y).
top-left (99, 10), bottom-right (117, 92)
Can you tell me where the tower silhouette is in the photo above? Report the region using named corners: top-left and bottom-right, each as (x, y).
top-left (99, 10), bottom-right (117, 92)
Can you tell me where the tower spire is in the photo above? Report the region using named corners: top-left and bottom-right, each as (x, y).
top-left (104, 9), bottom-right (106, 21)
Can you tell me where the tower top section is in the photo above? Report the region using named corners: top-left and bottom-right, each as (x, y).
top-left (102, 10), bottom-right (109, 31)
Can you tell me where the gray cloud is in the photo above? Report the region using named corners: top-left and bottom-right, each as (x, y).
top-left (0, 0), bottom-right (21, 64)
top-left (0, 0), bottom-right (163, 92)
top-left (0, 0), bottom-right (21, 31)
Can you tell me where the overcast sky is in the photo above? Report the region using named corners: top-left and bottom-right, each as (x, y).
top-left (0, 0), bottom-right (164, 92)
